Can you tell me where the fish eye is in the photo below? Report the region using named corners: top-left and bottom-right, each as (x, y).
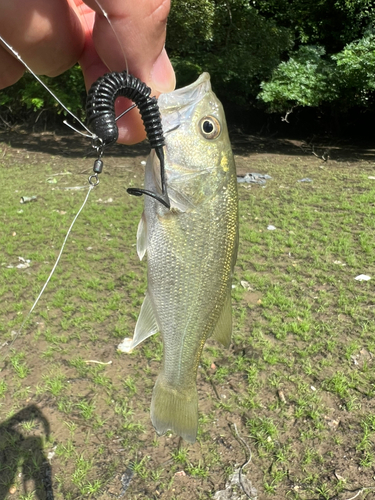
top-left (199, 116), bottom-right (221, 140)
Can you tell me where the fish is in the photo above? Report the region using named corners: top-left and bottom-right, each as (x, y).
top-left (129, 72), bottom-right (239, 443)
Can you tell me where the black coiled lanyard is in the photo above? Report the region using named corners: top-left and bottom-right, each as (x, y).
top-left (86, 71), bottom-right (170, 209)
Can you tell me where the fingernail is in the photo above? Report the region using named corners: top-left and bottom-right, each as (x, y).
top-left (150, 48), bottom-right (176, 94)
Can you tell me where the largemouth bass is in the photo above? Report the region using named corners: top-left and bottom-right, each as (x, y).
top-left (130, 73), bottom-right (238, 443)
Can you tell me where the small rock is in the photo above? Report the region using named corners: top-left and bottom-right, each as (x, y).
top-left (355, 274), bottom-right (371, 281)
top-left (324, 415), bottom-right (340, 430)
top-left (9, 486), bottom-right (16, 495)
top-left (334, 470), bottom-right (345, 481)
top-left (360, 348), bottom-right (373, 360)
top-left (213, 468), bottom-right (257, 500)
top-left (117, 338), bottom-right (133, 353)
top-left (277, 389), bottom-right (286, 403)
top-left (240, 280), bottom-right (254, 291)
top-left (175, 470), bottom-right (186, 477)
top-left (47, 447), bottom-right (56, 462)
top-left (350, 355), bottom-right (359, 366)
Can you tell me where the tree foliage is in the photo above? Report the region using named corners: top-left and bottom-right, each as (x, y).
top-left (258, 46), bottom-right (335, 111)
top-left (258, 33), bottom-right (375, 112)
top-left (0, 0), bottom-right (375, 124)
top-left (0, 65), bottom-right (86, 123)
top-left (255, 0), bottom-right (375, 113)
top-left (253, 0), bottom-right (375, 51)
top-left (166, 0), bottom-right (292, 105)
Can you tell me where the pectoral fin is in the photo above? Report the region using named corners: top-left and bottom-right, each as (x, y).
top-left (137, 212), bottom-right (147, 261)
top-left (211, 290), bottom-right (232, 348)
top-left (132, 293), bottom-right (158, 348)
top-left (167, 185), bottom-right (196, 213)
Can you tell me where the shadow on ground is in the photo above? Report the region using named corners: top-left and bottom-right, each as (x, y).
top-left (0, 405), bottom-right (54, 500)
top-left (1, 127), bottom-right (375, 164)
top-left (0, 128), bottom-right (149, 159)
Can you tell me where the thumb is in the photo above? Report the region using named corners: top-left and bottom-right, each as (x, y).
top-left (83, 0), bottom-right (175, 93)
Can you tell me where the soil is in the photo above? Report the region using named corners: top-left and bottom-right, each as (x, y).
top-left (0, 127), bottom-right (375, 500)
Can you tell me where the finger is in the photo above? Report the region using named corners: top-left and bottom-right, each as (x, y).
top-left (0, 46), bottom-right (25, 89)
top-left (83, 0), bottom-right (175, 92)
top-left (0, 0), bottom-right (85, 81)
top-left (81, 0), bottom-right (175, 144)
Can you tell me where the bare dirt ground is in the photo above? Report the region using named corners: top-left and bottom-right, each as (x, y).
top-left (0, 127), bottom-right (375, 500)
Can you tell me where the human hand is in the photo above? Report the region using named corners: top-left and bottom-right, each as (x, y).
top-left (0, 0), bottom-right (175, 144)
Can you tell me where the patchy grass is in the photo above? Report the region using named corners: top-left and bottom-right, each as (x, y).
top-left (0, 131), bottom-right (375, 499)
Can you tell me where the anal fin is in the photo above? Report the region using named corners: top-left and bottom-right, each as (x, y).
top-left (211, 289), bottom-right (233, 348)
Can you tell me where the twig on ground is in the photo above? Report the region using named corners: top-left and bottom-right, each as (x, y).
top-left (84, 360), bottom-right (112, 365)
top-left (344, 486), bottom-right (375, 500)
top-left (232, 423), bottom-right (253, 498)
top-left (202, 365), bottom-right (221, 400)
top-left (209, 377), bottom-right (221, 400)
top-left (312, 145), bottom-right (329, 161)
top-left (46, 172), bottom-right (72, 177)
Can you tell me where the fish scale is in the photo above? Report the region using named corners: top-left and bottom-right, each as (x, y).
top-left (130, 73), bottom-right (238, 443)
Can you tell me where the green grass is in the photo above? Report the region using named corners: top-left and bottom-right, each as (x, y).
top-left (0, 137), bottom-right (375, 498)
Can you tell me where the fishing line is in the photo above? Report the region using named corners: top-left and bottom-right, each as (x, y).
top-left (6, 180), bottom-right (97, 350)
top-left (1, 0), bottom-right (168, 352)
top-left (0, 35), bottom-right (94, 139)
top-left (92, 0), bottom-right (129, 74)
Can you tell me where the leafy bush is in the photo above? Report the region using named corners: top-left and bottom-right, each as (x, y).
top-left (258, 46), bottom-right (337, 111)
top-left (258, 33), bottom-right (375, 112)
top-left (0, 65), bottom-right (86, 124)
top-left (333, 33), bottom-right (375, 106)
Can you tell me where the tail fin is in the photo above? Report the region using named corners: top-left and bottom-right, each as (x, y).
top-left (151, 375), bottom-right (198, 444)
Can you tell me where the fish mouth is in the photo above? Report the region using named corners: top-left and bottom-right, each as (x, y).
top-left (158, 73), bottom-right (212, 136)
top-left (158, 73), bottom-right (211, 110)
